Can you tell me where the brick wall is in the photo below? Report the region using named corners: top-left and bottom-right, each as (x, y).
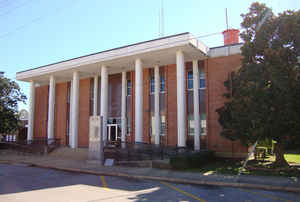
top-left (54, 82), bottom-right (68, 145)
top-left (78, 78), bottom-right (91, 147)
top-left (206, 54), bottom-right (248, 157)
top-left (108, 74), bottom-right (121, 117)
top-left (34, 85), bottom-right (49, 138)
top-left (143, 68), bottom-right (150, 143)
top-left (166, 64), bottom-right (178, 146)
top-left (31, 53), bottom-right (247, 156)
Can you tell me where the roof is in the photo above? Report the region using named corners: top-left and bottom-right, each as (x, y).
top-left (17, 32), bottom-right (190, 74)
top-left (16, 32), bottom-right (209, 83)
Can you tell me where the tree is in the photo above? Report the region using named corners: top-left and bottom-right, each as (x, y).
top-left (217, 2), bottom-right (300, 167)
top-left (0, 74), bottom-right (26, 135)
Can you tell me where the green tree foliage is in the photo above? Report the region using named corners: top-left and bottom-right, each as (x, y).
top-left (217, 2), bottom-right (300, 167)
top-left (0, 74), bottom-right (26, 134)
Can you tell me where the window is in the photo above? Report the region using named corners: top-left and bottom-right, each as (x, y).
top-left (150, 68), bottom-right (166, 138)
top-left (201, 114), bottom-right (207, 135)
top-left (188, 114), bottom-right (195, 135)
top-left (160, 74), bottom-right (165, 93)
top-left (127, 80), bottom-right (131, 96)
top-left (199, 68), bottom-right (206, 89)
top-left (187, 71), bottom-right (193, 90)
top-left (127, 116), bottom-right (131, 134)
top-left (150, 75), bottom-right (155, 94)
top-left (160, 115), bottom-right (166, 135)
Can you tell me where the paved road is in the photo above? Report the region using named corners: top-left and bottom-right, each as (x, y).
top-left (0, 163), bottom-right (299, 202)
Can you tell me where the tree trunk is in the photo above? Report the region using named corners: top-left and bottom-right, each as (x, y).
top-left (273, 140), bottom-right (289, 167)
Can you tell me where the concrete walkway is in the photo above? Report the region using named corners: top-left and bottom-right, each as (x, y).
top-left (0, 149), bottom-right (299, 193)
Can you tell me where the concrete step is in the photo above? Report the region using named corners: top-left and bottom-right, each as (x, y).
top-left (48, 147), bottom-right (88, 160)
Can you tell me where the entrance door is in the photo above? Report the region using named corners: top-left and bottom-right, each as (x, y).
top-left (107, 124), bottom-right (120, 142)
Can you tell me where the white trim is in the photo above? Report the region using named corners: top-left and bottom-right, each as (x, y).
top-left (208, 44), bottom-right (242, 58)
top-left (17, 33), bottom-right (208, 81)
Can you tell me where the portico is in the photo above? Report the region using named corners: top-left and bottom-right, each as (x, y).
top-left (17, 32), bottom-right (208, 149)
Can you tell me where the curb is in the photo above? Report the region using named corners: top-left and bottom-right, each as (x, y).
top-left (1, 160), bottom-right (300, 193)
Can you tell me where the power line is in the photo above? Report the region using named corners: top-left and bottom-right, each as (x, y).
top-left (0, 0), bottom-right (78, 40)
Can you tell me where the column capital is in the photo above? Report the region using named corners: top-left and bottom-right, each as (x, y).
top-left (72, 71), bottom-right (79, 78)
top-left (176, 50), bottom-right (184, 55)
top-left (135, 58), bottom-right (142, 63)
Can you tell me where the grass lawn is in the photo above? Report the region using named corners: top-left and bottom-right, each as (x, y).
top-left (284, 154), bottom-right (300, 164)
top-left (185, 152), bottom-right (300, 177)
top-left (265, 153), bottom-right (300, 164)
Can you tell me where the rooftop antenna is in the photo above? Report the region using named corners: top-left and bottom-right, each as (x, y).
top-left (158, 9), bottom-right (161, 37)
top-left (161, 0), bottom-right (164, 37)
top-left (225, 8), bottom-right (229, 30)
top-left (225, 8), bottom-right (230, 55)
top-left (158, 0), bottom-right (164, 37)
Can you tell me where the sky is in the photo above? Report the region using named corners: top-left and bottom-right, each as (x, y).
top-left (0, 0), bottom-right (299, 110)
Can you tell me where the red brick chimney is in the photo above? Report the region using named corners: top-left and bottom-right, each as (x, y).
top-left (222, 29), bottom-right (239, 45)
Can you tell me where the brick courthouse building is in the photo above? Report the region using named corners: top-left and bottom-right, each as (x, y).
top-left (16, 29), bottom-right (247, 157)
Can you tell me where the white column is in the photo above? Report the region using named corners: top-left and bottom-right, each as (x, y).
top-left (121, 71), bottom-right (127, 144)
top-left (135, 58), bottom-right (143, 143)
top-left (71, 71), bottom-right (79, 148)
top-left (93, 75), bottom-right (98, 116)
top-left (47, 75), bottom-right (56, 140)
top-left (100, 65), bottom-right (108, 143)
top-left (176, 50), bottom-right (186, 147)
top-left (69, 80), bottom-right (73, 147)
top-left (193, 60), bottom-right (201, 151)
top-left (27, 81), bottom-right (35, 141)
top-left (154, 65), bottom-right (160, 145)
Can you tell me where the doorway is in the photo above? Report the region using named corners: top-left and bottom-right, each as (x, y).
top-left (107, 117), bottom-right (121, 142)
top-left (107, 124), bottom-right (120, 141)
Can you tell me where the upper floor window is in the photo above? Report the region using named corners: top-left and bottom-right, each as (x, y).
top-left (187, 71), bottom-right (193, 90)
top-left (127, 80), bottom-right (131, 96)
top-left (160, 73), bottom-right (165, 93)
top-left (199, 69), bottom-right (206, 89)
top-left (150, 75), bottom-right (155, 94)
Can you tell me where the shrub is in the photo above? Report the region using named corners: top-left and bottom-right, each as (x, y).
top-left (170, 150), bottom-right (215, 170)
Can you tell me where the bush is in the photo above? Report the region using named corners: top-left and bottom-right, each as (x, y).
top-left (170, 150), bottom-right (215, 170)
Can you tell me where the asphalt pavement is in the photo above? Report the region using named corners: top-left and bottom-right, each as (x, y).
top-left (0, 163), bottom-right (299, 202)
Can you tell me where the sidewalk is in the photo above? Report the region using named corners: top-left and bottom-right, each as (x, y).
top-left (0, 150), bottom-right (299, 193)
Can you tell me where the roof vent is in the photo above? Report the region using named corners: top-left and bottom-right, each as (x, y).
top-left (222, 29), bottom-right (239, 45)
